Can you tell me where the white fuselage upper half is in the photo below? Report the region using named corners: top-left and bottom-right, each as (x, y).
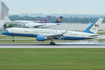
top-left (4, 28), bottom-right (99, 40)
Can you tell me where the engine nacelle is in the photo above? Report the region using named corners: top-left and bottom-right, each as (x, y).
top-left (36, 35), bottom-right (46, 41)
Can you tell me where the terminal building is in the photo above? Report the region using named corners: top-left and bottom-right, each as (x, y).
top-left (0, 1), bottom-right (10, 30)
top-left (0, 1), bottom-right (9, 20)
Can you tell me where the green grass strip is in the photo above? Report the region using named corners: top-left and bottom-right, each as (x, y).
top-left (0, 48), bottom-right (105, 70)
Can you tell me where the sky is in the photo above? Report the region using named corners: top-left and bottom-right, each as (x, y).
top-left (1, 0), bottom-right (105, 14)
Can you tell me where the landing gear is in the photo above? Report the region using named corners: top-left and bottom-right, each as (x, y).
top-left (50, 38), bottom-right (56, 45)
top-left (50, 42), bottom-right (55, 45)
top-left (12, 36), bottom-right (15, 42)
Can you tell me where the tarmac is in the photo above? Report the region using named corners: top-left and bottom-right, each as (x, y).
top-left (0, 44), bottom-right (105, 48)
top-left (1, 23), bottom-right (105, 31)
top-left (47, 23), bottom-right (105, 30)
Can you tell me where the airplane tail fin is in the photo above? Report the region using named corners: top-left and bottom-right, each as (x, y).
top-left (38, 17), bottom-right (40, 21)
top-left (42, 16), bottom-right (51, 23)
top-left (83, 18), bottom-right (103, 34)
top-left (54, 16), bottom-right (63, 23)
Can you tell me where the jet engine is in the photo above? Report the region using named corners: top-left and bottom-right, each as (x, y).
top-left (36, 35), bottom-right (46, 41)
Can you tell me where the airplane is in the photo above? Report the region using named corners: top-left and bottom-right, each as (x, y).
top-left (14, 16), bottom-right (51, 23)
top-left (1, 18), bottom-right (103, 45)
top-left (25, 16), bottom-right (63, 28)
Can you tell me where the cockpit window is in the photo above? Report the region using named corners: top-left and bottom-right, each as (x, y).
top-left (5, 30), bottom-right (8, 31)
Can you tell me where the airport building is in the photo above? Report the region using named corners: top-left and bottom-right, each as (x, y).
top-left (0, 1), bottom-right (9, 30)
top-left (0, 1), bottom-right (9, 20)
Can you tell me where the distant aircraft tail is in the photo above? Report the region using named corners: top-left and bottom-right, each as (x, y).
top-left (42, 16), bottom-right (51, 23)
top-left (54, 16), bottom-right (63, 23)
top-left (83, 18), bottom-right (103, 34)
top-left (34, 17), bottom-right (40, 23)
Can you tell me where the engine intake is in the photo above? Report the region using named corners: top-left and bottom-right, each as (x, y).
top-left (36, 35), bottom-right (46, 41)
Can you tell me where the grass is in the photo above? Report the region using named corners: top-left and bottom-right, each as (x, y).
top-left (0, 40), bottom-right (51, 43)
top-left (0, 49), bottom-right (105, 70)
top-left (99, 33), bottom-right (105, 35)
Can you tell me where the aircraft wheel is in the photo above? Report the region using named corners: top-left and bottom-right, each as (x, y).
top-left (13, 40), bottom-right (15, 42)
top-left (50, 42), bottom-right (56, 45)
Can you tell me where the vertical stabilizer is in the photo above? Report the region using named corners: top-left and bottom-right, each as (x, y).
top-left (43, 16), bottom-right (51, 23)
top-left (83, 18), bottom-right (103, 34)
top-left (54, 16), bottom-right (63, 23)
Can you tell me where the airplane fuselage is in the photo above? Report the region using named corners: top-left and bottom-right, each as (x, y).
top-left (2, 28), bottom-right (98, 40)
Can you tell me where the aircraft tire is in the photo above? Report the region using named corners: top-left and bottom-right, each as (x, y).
top-left (50, 42), bottom-right (56, 45)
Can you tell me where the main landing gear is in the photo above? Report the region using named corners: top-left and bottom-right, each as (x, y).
top-left (12, 36), bottom-right (15, 42)
top-left (50, 38), bottom-right (56, 45)
top-left (50, 42), bottom-right (56, 45)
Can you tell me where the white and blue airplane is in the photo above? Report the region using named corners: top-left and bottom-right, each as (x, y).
top-left (1, 18), bottom-right (103, 45)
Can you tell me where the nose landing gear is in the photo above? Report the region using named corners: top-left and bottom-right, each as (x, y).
top-left (11, 36), bottom-right (15, 42)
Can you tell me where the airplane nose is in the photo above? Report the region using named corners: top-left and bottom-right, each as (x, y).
top-left (1, 31), bottom-right (4, 35)
top-left (1, 30), bottom-right (9, 35)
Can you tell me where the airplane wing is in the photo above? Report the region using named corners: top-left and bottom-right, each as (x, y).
top-left (45, 29), bottom-right (69, 39)
top-left (46, 33), bottom-right (64, 39)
